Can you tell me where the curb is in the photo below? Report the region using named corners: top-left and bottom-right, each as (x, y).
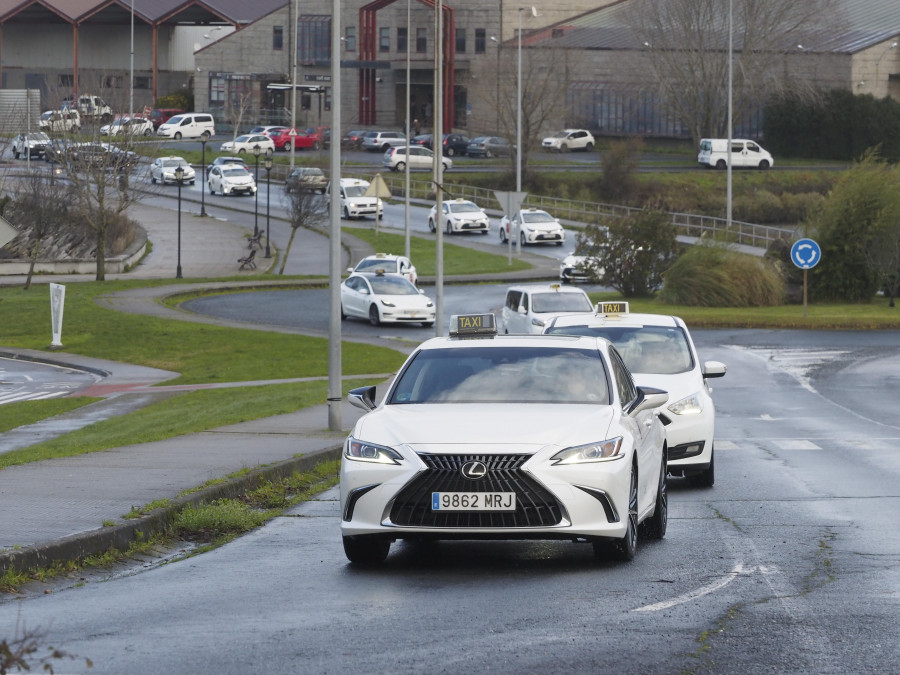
top-left (0, 446), bottom-right (342, 578)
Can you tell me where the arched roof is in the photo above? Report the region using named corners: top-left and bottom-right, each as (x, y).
top-left (0, 0), bottom-right (287, 26)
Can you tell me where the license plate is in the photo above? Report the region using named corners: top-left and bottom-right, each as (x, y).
top-left (431, 492), bottom-right (516, 511)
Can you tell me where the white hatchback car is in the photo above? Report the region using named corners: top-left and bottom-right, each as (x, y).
top-left (340, 272), bottom-right (434, 327)
top-left (218, 134), bottom-right (275, 155)
top-left (427, 199), bottom-right (490, 235)
top-left (349, 253), bottom-right (417, 286)
top-left (100, 116), bottom-right (154, 137)
top-left (207, 164), bottom-right (257, 196)
top-left (542, 129), bottom-right (595, 152)
top-left (149, 156), bottom-right (196, 185)
top-left (383, 146), bottom-right (453, 172)
top-left (339, 313), bottom-right (669, 565)
top-left (499, 208), bottom-right (565, 246)
top-left (544, 302), bottom-right (727, 487)
top-left (500, 283), bottom-right (593, 335)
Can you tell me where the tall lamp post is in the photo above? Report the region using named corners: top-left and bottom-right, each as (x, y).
top-left (252, 144), bottom-right (261, 237)
top-left (264, 155), bottom-right (273, 258)
top-left (174, 165), bottom-right (184, 279)
top-left (199, 137), bottom-right (208, 216)
top-left (490, 36), bottom-right (501, 135)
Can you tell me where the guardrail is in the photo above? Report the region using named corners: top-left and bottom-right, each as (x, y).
top-left (378, 175), bottom-right (795, 250)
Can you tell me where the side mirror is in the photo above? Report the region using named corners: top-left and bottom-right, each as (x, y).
top-left (627, 386), bottom-right (669, 416)
top-left (348, 385), bottom-right (377, 412)
top-left (702, 361), bottom-right (727, 379)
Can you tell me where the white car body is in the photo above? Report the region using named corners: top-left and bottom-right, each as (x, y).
top-left (500, 283), bottom-right (593, 335)
top-left (38, 109), bottom-right (81, 132)
top-left (428, 199), bottom-right (490, 235)
top-left (697, 138), bottom-right (774, 169)
top-left (150, 156), bottom-right (196, 185)
top-left (339, 317), bottom-right (669, 565)
top-left (544, 303), bottom-right (727, 486)
top-left (499, 208), bottom-right (565, 246)
top-left (12, 132), bottom-right (51, 158)
top-left (218, 134), bottom-right (276, 155)
top-left (383, 146), bottom-right (453, 172)
top-left (559, 253), bottom-right (605, 282)
top-left (329, 178), bottom-right (384, 219)
top-left (100, 116), bottom-right (153, 136)
top-left (349, 253), bottom-right (417, 286)
top-left (207, 165), bottom-right (257, 196)
top-left (542, 129), bottom-right (595, 152)
top-left (340, 272), bottom-right (435, 327)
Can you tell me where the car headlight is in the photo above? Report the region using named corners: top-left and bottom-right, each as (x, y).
top-left (345, 438), bottom-right (403, 464)
top-left (425, 301), bottom-right (434, 308)
top-left (668, 392), bottom-right (703, 416)
top-left (551, 437), bottom-right (624, 464)
top-left (380, 299), bottom-right (396, 307)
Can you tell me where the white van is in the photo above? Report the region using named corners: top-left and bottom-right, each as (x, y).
top-left (698, 138), bottom-right (773, 169)
top-left (156, 113), bottom-right (215, 140)
top-left (500, 283), bottom-right (593, 335)
top-left (327, 178), bottom-right (384, 220)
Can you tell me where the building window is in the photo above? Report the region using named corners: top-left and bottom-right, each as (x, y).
top-left (104, 75), bottom-right (122, 88)
top-left (416, 27), bottom-right (427, 53)
top-left (456, 28), bottom-right (466, 53)
top-left (58, 74), bottom-right (73, 87)
top-left (398, 27), bottom-right (408, 53)
top-left (134, 76), bottom-right (151, 89)
top-left (345, 26), bottom-right (356, 52)
top-left (273, 26), bottom-right (283, 50)
top-left (475, 28), bottom-right (486, 54)
top-left (379, 27), bottom-right (390, 53)
top-left (299, 15), bottom-right (331, 62)
top-left (209, 75), bottom-right (226, 111)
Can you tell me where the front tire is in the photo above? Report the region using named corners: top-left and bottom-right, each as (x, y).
top-left (499, 227), bottom-right (507, 244)
top-left (368, 305), bottom-right (381, 326)
top-left (602, 465), bottom-right (638, 562)
top-left (691, 446), bottom-right (715, 488)
top-left (585, 142), bottom-right (594, 151)
top-left (342, 535), bottom-right (390, 565)
top-left (643, 454), bottom-right (668, 540)
top-left (716, 159), bottom-right (727, 170)
top-left (174, 132), bottom-right (183, 140)
top-left (428, 218), bottom-right (436, 233)
top-left (520, 231), bottom-right (526, 246)
top-left (446, 221), bottom-right (453, 236)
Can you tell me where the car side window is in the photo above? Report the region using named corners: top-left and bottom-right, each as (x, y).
top-left (520, 293), bottom-right (529, 313)
top-left (609, 348), bottom-right (637, 407)
top-left (505, 291), bottom-right (521, 311)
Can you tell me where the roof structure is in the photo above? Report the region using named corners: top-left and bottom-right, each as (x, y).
top-left (0, 0), bottom-right (287, 26)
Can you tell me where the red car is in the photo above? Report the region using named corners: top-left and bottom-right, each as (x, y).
top-left (269, 128), bottom-right (321, 151)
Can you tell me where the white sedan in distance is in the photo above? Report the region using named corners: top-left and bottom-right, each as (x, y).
top-left (428, 198), bottom-right (491, 235)
top-left (349, 253), bottom-right (417, 286)
top-left (100, 116), bottom-right (154, 137)
top-left (340, 272), bottom-right (434, 327)
top-left (544, 302), bottom-right (726, 487)
top-left (218, 134), bottom-right (276, 155)
top-left (339, 312), bottom-right (669, 565)
top-left (207, 165), bottom-right (257, 196)
top-left (149, 156), bottom-right (196, 185)
top-left (499, 208), bottom-right (565, 246)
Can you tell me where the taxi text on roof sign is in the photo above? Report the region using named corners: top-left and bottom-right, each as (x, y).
top-left (449, 313), bottom-right (497, 337)
top-left (597, 301), bottom-right (629, 315)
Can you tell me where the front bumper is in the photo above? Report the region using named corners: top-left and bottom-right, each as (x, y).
top-left (524, 229), bottom-right (565, 244)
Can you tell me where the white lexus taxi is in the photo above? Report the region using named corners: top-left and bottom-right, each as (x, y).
top-left (339, 313), bottom-right (669, 565)
top-left (544, 302), bottom-right (727, 487)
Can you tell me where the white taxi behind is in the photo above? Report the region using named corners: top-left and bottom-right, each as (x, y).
top-left (428, 199), bottom-right (490, 235)
top-left (340, 271), bottom-right (434, 327)
top-left (340, 313), bottom-right (669, 565)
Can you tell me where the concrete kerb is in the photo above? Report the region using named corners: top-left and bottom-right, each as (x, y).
top-left (0, 446), bottom-right (342, 578)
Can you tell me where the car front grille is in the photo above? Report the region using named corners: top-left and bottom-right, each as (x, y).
top-left (389, 453), bottom-right (563, 528)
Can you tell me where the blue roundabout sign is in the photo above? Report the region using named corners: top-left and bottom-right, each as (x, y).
top-left (790, 238), bottom-right (821, 269)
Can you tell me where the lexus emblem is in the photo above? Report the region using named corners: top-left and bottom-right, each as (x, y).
top-left (460, 460), bottom-right (487, 480)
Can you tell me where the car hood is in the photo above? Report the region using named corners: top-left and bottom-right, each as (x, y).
top-left (522, 220), bottom-right (562, 232)
top-left (224, 175), bottom-right (253, 185)
top-left (451, 211), bottom-right (487, 223)
top-left (351, 403), bottom-right (616, 454)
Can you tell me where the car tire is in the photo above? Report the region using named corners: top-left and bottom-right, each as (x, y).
top-left (428, 218), bottom-right (436, 233)
top-left (642, 454), bottom-right (668, 540)
top-left (174, 132), bottom-right (182, 140)
top-left (421, 321), bottom-right (434, 328)
top-left (759, 160), bottom-right (770, 169)
top-left (342, 535), bottom-right (391, 565)
top-left (343, 206), bottom-right (351, 220)
top-left (151, 175), bottom-right (157, 184)
top-left (381, 143), bottom-right (390, 152)
top-left (691, 447), bottom-right (715, 488)
top-left (443, 161), bottom-right (451, 171)
top-left (13, 149), bottom-right (20, 159)
top-left (340, 304), bottom-right (347, 320)
top-left (520, 231), bottom-right (526, 246)
top-left (201, 131), bottom-right (211, 140)
top-left (395, 161), bottom-right (406, 172)
top-left (237, 148), bottom-right (245, 154)
top-left (586, 142), bottom-right (594, 151)
top-left (368, 305), bottom-right (380, 326)
top-left (716, 159), bottom-right (727, 170)
top-left (606, 465), bottom-right (638, 562)
top-left (446, 147), bottom-right (455, 156)
top-left (485, 150), bottom-right (493, 158)
top-left (499, 227), bottom-right (507, 244)
top-left (446, 221), bottom-right (453, 236)
top-left (143, 128), bottom-right (152, 137)
top-left (560, 143), bottom-right (569, 152)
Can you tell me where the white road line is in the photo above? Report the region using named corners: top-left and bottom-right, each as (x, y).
top-left (716, 441), bottom-right (740, 450)
top-left (772, 440), bottom-right (821, 450)
top-left (633, 562), bottom-right (747, 612)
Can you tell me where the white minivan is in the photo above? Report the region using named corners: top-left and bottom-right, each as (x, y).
top-left (327, 177), bottom-right (384, 220)
top-left (698, 138), bottom-right (773, 169)
top-left (156, 112), bottom-right (216, 140)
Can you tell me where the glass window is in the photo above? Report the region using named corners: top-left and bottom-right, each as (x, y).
top-left (379, 27), bottom-right (390, 53)
top-left (273, 26), bottom-right (283, 50)
top-left (455, 27), bottom-right (466, 53)
top-left (299, 15), bottom-right (331, 62)
top-left (416, 27), bottom-right (427, 53)
top-left (475, 28), bottom-right (486, 54)
top-left (398, 27), bottom-right (408, 53)
top-left (345, 26), bottom-right (357, 52)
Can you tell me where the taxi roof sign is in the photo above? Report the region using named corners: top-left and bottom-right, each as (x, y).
top-left (596, 301), bottom-right (629, 316)
top-left (449, 313), bottom-right (497, 338)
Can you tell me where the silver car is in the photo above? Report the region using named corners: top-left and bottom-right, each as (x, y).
top-left (361, 131), bottom-right (407, 152)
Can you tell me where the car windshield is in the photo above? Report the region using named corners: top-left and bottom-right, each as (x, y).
top-left (389, 346), bottom-right (610, 405)
top-left (163, 159), bottom-right (184, 167)
top-left (368, 275), bottom-right (416, 295)
top-left (26, 133), bottom-right (48, 141)
top-left (552, 131), bottom-right (568, 138)
top-left (356, 259), bottom-right (399, 273)
top-left (223, 168), bottom-right (249, 177)
top-left (521, 211), bottom-right (555, 224)
top-left (530, 292), bottom-right (593, 314)
top-left (344, 185), bottom-right (368, 198)
top-left (449, 203), bottom-right (481, 213)
top-left (544, 324), bottom-right (694, 375)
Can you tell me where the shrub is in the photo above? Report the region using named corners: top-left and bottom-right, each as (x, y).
top-left (660, 244), bottom-right (785, 307)
top-left (733, 189), bottom-right (784, 224)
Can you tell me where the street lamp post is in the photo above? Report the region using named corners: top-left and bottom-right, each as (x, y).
top-left (264, 155), bottom-right (273, 258)
top-left (252, 145), bottom-right (261, 237)
top-left (174, 165), bottom-right (184, 279)
top-left (199, 138), bottom-right (208, 217)
top-left (490, 36), bottom-right (501, 134)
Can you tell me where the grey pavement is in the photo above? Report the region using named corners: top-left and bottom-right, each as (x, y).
top-left (0, 194), bottom-right (563, 579)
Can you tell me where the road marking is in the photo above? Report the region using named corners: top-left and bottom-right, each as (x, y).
top-left (633, 562), bottom-right (746, 612)
top-left (716, 441), bottom-right (740, 450)
top-left (772, 440), bottom-right (821, 450)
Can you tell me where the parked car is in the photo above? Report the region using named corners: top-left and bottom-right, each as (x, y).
top-left (207, 164), bottom-right (257, 196)
top-left (43, 138), bottom-right (76, 163)
top-left (12, 132), bottom-right (51, 159)
top-left (249, 125), bottom-right (287, 137)
top-left (341, 129), bottom-right (368, 149)
top-left (437, 133), bottom-right (470, 156)
top-left (156, 112), bottom-right (215, 140)
top-left (410, 133), bottom-right (432, 148)
top-left (383, 146), bottom-right (452, 172)
top-left (219, 134), bottom-right (275, 154)
top-left (361, 130), bottom-right (407, 152)
top-left (305, 126), bottom-right (331, 149)
top-left (148, 108), bottom-right (184, 129)
top-left (467, 136), bottom-right (513, 158)
top-left (541, 129), bottom-right (595, 152)
top-left (206, 156), bottom-right (248, 177)
top-left (499, 207), bottom-right (565, 246)
top-left (285, 166), bottom-right (327, 193)
top-left (269, 128), bottom-right (321, 151)
top-left (428, 198), bottom-right (490, 235)
top-left (38, 109), bottom-right (81, 132)
top-left (150, 156), bottom-right (196, 185)
top-left (100, 116), bottom-right (154, 137)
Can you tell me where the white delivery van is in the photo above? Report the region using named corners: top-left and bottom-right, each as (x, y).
top-left (697, 138), bottom-right (774, 169)
top-left (156, 112), bottom-right (215, 140)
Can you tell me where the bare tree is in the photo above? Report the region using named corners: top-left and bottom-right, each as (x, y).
top-left (280, 184), bottom-right (328, 274)
top-left (226, 86), bottom-right (254, 139)
top-left (627, 0), bottom-right (840, 145)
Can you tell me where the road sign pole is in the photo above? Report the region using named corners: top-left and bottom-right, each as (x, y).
top-left (803, 269), bottom-right (808, 318)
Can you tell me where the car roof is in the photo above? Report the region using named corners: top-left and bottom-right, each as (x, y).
top-left (550, 310), bottom-right (684, 329)
top-left (416, 332), bottom-right (608, 353)
top-left (507, 283), bottom-right (589, 294)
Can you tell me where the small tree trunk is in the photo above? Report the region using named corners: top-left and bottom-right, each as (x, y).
top-left (95, 232), bottom-right (106, 281)
top-left (279, 227), bottom-right (299, 275)
top-left (25, 238), bottom-right (39, 290)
